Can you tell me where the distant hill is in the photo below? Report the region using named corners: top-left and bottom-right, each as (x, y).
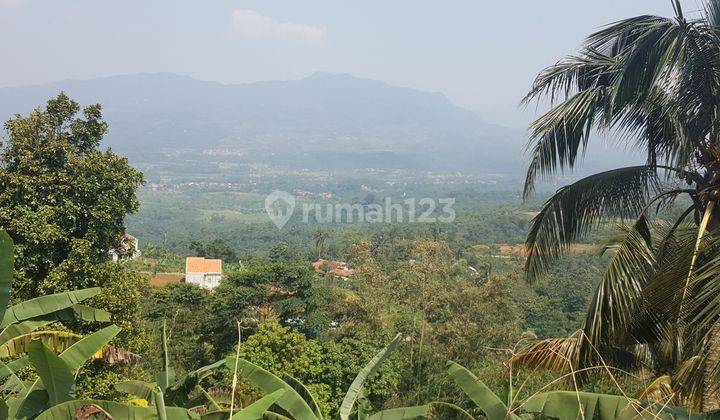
top-left (0, 72), bottom-right (526, 173)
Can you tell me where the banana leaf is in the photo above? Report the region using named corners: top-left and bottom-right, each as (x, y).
top-left (262, 413), bottom-right (292, 420)
top-left (0, 319), bottom-right (55, 347)
top-left (59, 324), bottom-right (120, 372)
top-left (447, 361), bottom-right (513, 420)
top-left (366, 405), bottom-right (431, 420)
top-left (0, 304), bottom-right (109, 349)
top-left (282, 374), bottom-right (323, 419)
top-left (0, 330), bottom-right (82, 358)
top-left (231, 389), bottom-right (286, 419)
top-left (340, 333), bottom-right (401, 420)
top-left (430, 402), bottom-right (475, 420)
top-left (154, 387), bottom-right (168, 420)
top-left (11, 324), bottom-right (121, 418)
top-left (27, 340), bottom-right (75, 406)
top-left (35, 399), bottom-right (200, 419)
top-left (1, 288), bottom-right (102, 327)
top-left (165, 358), bottom-right (226, 406)
top-left (157, 319), bottom-right (174, 391)
top-left (520, 391), bottom-right (720, 420)
top-left (225, 357), bottom-right (318, 420)
top-left (115, 380), bottom-right (157, 403)
top-left (200, 410), bottom-right (231, 420)
top-left (197, 385), bottom-right (221, 411)
top-left (66, 304), bottom-right (111, 323)
top-left (522, 391), bottom-right (639, 420)
top-left (0, 357), bottom-right (29, 394)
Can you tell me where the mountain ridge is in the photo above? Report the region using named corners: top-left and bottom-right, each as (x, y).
top-left (0, 72), bottom-right (525, 173)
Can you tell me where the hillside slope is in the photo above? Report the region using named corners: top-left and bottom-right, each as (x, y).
top-left (0, 72), bottom-right (525, 172)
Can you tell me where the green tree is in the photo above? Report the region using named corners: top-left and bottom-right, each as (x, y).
top-left (144, 283), bottom-right (217, 372)
top-left (0, 93), bottom-right (144, 298)
top-left (221, 262), bottom-right (317, 329)
top-left (519, 0), bottom-right (720, 411)
top-left (236, 320), bottom-right (402, 417)
top-left (188, 238), bottom-right (237, 263)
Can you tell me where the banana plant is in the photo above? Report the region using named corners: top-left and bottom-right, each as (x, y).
top-left (21, 290), bottom-right (231, 420)
top-left (0, 230), bottom-right (127, 415)
top-left (446, 361), bottom-right (517, 420)
top-left (227, 333), bottom-right (432, 420)
top-left (113, 320), bottom-right (228, 410)
top-left (36, 390), bottom-right (287, 420)
top-left (5, 325), bottom-right (122, 419)
top-left (0, 230), bottom-right (113, 387)
top-left (446, 361), bottom-right (720, 420)
top-left (110, 320), bottom-right (285, 419)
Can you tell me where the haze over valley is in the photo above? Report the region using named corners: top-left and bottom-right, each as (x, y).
top-left (0, 72), bottom-right (528, 177)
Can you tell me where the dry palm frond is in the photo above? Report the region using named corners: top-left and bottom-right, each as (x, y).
top-left (510, 330), bottom-right (582, 373)
top-left (673, 354), bottom-right (705, 411)
top-left (636, 375), bottom-right (674, 405)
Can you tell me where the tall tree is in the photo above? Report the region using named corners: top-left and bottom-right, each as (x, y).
top-left (0, 93), bottom-right (144, 298)
top-left (188, 238), bottom-right (237, 262)
top-left (517, 0), bottom-right (720, 412)
top-left (313, 228), bottom-right (329, 260)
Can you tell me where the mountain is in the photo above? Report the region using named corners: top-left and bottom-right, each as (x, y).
top-left (0, 72), bottom-right (525, 173)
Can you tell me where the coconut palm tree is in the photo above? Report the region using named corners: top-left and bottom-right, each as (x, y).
top-left (517, 0), bottom-right (720, 412)
top-left (312, 228), bottom-right (329, 260)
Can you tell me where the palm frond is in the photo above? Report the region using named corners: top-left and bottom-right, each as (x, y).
top-left (523, 88), bottom-right (608, 198)
top-left (510, 331), bottom-right (581, 373)
top-left (704, 0), bottom-right (720, 29)
top-left (685, 234), bottom-right (720, 334)
top-left (522, 50), bottom-right (618, 106)
top-left (673, 354), bottom-right (705, 411)
top-left (632, 227), bottom-right (696, 347)
top-left (580, 216), bottom-right (655, 366)
top-left (525, 166), bottom-right (662, 281)
top-left (523, 7), bottom-right (720, 195)
top-left (636, 375), bottom-right (674, 405)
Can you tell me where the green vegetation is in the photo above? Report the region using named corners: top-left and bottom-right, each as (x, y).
top-left (516, 0), bottom-right (720, 412)
top-left (0, 93), bottom-right (143, 299)
top-left (11, 1), bottom-right (720, 414)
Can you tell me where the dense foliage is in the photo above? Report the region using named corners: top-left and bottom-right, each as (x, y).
top-left (5, 50), bottom-right (717, 417)
top-left (0, 93), bottom-right (144, 299)
top-left (517, 0), bottom-right (720, 411)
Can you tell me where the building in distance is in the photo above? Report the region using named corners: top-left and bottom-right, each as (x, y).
top-left (185, 257), bottom-right (222, 290)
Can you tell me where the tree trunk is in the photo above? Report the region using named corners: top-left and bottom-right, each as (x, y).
top-left (701, 202), bottom-right (720, 412)
top-left (686, 201), bottom-right (720, 412)
top-left (703, 326), bottom-right (720, 412)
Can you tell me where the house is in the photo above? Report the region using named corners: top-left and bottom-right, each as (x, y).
top-left (185, 257), bottom-right (222, 290)
top-left (312, 259), bottom-right (354, 280)
top-left (110, 233), bottom-right (141, 262)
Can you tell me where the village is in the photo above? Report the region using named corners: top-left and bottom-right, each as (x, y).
top-left (117, 234), bottom-right (356, 290)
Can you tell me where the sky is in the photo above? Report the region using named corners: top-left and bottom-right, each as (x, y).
top-left (0, 0), bottom-right (690, 128)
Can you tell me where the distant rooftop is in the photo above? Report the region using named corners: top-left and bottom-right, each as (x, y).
top-left (186, 257), bottom-right (222, 273)
top-left (312, 259), bottom-right (353, 279)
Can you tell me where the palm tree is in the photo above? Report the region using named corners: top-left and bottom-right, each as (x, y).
top-left (313, 228), bottom-right (329, 260)
top-left (517, 0), bottom-right (720, 412)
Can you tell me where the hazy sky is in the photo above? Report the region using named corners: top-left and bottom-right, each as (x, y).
top-left (0, 0), bottom-right (687, 128)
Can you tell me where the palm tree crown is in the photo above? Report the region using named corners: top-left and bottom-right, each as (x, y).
top-left (519, 0), bottom-right (720, 412)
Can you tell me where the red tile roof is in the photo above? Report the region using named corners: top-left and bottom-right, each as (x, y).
top-left (186, 257), bottom-right (222, 273)
top-left (312, 259), bottom-right (354, 278)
